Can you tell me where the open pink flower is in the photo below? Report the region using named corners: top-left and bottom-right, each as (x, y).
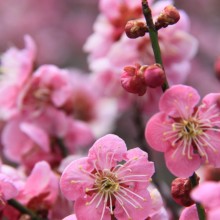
top-left (60, 134), bottom-right (155, 220)
top-left (145, 85), bottom-right (220, 177)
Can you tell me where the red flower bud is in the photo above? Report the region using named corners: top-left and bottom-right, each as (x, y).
top-left (143, 64), bottom-right (165, 88)
top-left (171, 177), bottom-right (199, 207)
top-left (121, 64), bottom-right (147, 96)
top-left (155, 5), bottom-right (180, 30)
top-left (125, 20), bottom-right (148, 39)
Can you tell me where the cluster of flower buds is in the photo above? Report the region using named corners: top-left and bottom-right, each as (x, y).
top-left (121, 63), bottom-right (165, 95)
top-left (155, 5), bottom-right (180, 30)
top-left (125, 20), bottom-right (148, 39)
top-left (171, 175), bottom-right (200, 207)
top-left (125, 5), bottom-right (180, 39)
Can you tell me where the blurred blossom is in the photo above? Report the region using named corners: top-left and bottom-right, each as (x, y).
top-left (84, 0), bottom-right (198, 115)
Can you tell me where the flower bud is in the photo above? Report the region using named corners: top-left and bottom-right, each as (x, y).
top-left (155, 5), bottom-right (180, 30)
top-left (171, 177), bottom-right (199, 207)
top-left (143, 64), bottom-right (165, 88)
top-left (121, 64), bottom-right (147, 96)
top-left (125, 20), bottom-right (148, 39)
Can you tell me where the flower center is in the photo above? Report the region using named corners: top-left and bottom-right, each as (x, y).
top-left (178, 118), bottom-right (203, 140)
top-left (163, 112), bottom-right (220, 161)
top-left (95, 170), bottom-right (119, 193)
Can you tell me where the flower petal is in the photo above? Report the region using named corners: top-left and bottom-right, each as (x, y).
top-left (74, 196), bottom-right (111, 220)
top-left (191, 181), bottom-right (220, 209)
top-left (179, 204), bottom-right (199, 220)
top-left (117, 148), bottom-right (154, 187)
top-left (164, 147), bottom-right (201, 177)
top-left (114, 188), bottom-right (153, 220)
top-left (145, 112), bottom-right (173, 152)
top-left (60, 157), bottom-right (94, 201)
top-left (88, 134), bottom-right (127, 170)
top-left (159, 85), bottom-right (200, 118)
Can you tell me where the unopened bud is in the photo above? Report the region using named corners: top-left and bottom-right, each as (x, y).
top-left (125, 20), bottom-right (148, 39)
top-left (171, 176), bottom-right (199, 207)
top-left (143, 64), bottom-right (165, 88)
top-left (155, 5), bottom-right (180, 30)
top-left (121, 64), bottom-right (147, 96)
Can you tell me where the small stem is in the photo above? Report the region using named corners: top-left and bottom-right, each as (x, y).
top-left (7, 199), bottom-right (41, 220)
top-left (141, 0), bottom-right (169, 91)
top-left (189, 173), bottom-right (206, 220)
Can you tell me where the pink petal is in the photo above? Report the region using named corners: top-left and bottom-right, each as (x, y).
top-left (164, 147), bottom-right (201, 177)
top-left (201, 93), bottom-right (220, 108)
top-left (20, 122), bottom-right (50, 152)
top-left (2, 119), bottom-right (33, 162)
top-left (64, 120), bottom-right (94, 153)
top-left (88, 134), bottom-right (127, 170)
top-left (114, 188), bottom-right (153, 220)
top-left (117, 148), bottom-right (154, 184)
top-left (60, 157), bottom-right (94, 201)
top-left (179, 204), bottom-right (199, 220)
top-left (159, 85), bottom-right (200, 118)
top-left (24, 161), bottom-right (51, 197)
top-left (0, 174), bottom-right (18, 200)
top-left (191, 181), bottom-right (220, 209)
top-left (201, 131), bottom-right (220, 167)
top-left (74, 197), bottom-right (111, 220)
top-left (52, 86), bottom-right (72, 107)
top-left (63, 214), bottom-right (77, 220)
top-left (208, 209), bottom-right (220, 220)
top-left (145, 112), bottom-right (172, 152)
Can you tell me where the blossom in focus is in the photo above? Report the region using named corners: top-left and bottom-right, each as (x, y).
top-left (60, 134), bottom-right (155, 220)
top-left (145, 85), bottom-right (220, 177)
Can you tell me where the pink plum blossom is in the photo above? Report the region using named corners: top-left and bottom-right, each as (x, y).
top-left (0, 35), bottom-right (36, 119)
top-left (60, 134), bottom-right (155, 220)
top-left (145, 85), bottom-right (220, 177)
top-left (1, 107), bottom-right (94, 170)
top-left (18, 64), bottom-right (72, 116)
top-left (16, 161), bottom-right (59, 214)
top-left (61, 71), bottom-right (118, 137)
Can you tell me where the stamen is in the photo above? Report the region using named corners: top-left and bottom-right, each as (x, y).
top-left (100, 193), bottom-right (108, 220)
top-left (120, 186), bottom-right (147, 201)
top-left (86, 191), bottom-right (101, 206)
top-left (114, 194), bottom-right (132, 219)
top-left (109, 192), bottom-right (114, 215)
top-left (115, 191), bottom-right (139, 208)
